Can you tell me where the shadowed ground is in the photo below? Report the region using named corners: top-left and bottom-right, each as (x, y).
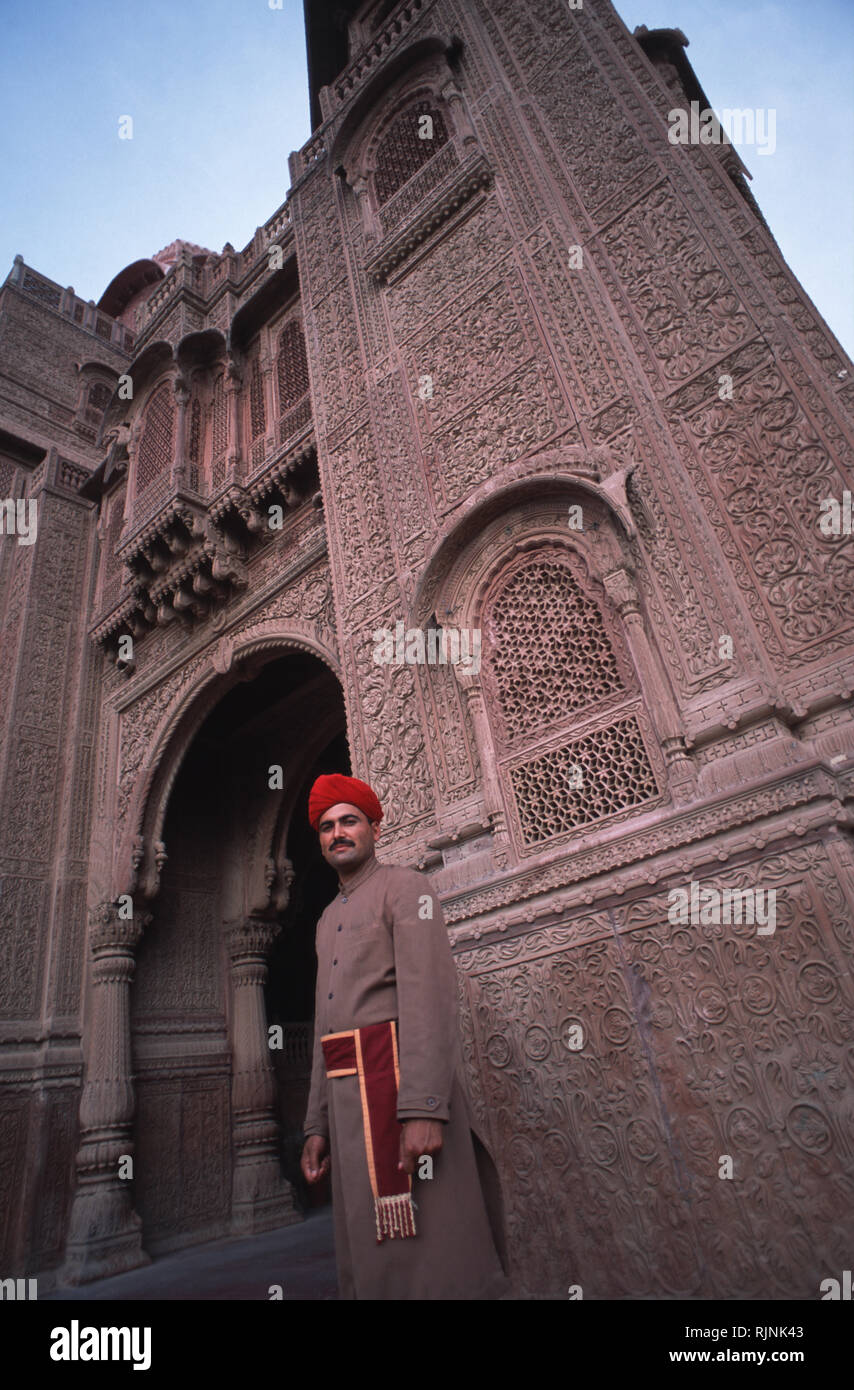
top-left (44, 1209), bottom-right (338, 1301)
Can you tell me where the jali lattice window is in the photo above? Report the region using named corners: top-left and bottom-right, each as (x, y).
top-left (482, 547), bottom-right (660, 846)
top-left (84, 380), bottom-right (112, 427)
top-left (135, 382), bottom-right (174, 497)
top-left (210, 373), bottom-right (227, 489)
top-left (374, 101), bottom-right (450, 205)
top-left (88, 382), bottom-right (111, 413)
top-left (276, 321), bottom-right (311, 443)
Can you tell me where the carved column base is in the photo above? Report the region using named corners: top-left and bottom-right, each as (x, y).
top-left (661, 735), bottom-right (697, 804)
top-left (231, 1119), bottom-right (302, 1235)
top-left (61, 1179), bottom-right (150, 1285)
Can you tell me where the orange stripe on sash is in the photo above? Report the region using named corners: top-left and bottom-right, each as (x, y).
top-left (321, 1020), bottom-right (417, 1242)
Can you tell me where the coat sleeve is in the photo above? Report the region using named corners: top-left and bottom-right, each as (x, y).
top-left (389, 869), bottom-right (460, 1123)
top-left (302, 923), bottom-right (329, 1139)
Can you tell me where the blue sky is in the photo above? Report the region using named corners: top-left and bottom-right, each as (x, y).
top-left (1, 0), bottom-right (851, 354)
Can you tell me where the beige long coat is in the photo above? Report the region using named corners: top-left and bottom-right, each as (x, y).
top-left (303, 854), bottom-right (509, 1299)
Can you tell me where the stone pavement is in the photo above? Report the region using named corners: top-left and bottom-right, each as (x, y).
top-left (44, 1208), bottom-right (338, 1302)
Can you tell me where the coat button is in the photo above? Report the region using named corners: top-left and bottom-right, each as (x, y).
top-left (426, 1097), bottom-right (437, 1108)
top-left (328, 993), bottom-right (333, 999)
top-left (333, 959), bottom-right (337, 966)
top-left (337, 924), bottom-right (342, 932)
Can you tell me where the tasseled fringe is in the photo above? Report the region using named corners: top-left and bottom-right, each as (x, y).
top-left (375, 1192), bottom-right (417, 1242)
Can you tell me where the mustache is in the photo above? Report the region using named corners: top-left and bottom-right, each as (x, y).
top-left (331, 839), bottom-right (355, 849)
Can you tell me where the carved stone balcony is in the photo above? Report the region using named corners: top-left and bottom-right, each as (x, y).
top-left (364, 145), bottom-right (493, 282)
top-left (91, 440), bottom-right (320, 661)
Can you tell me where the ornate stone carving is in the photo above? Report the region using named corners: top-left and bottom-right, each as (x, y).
top-left (366, 147), bottom-right (493, 281)
top-left (431, 359), bottom-right (567, 505)
top-left (346, 624), bottom-right (435, 834)
top-left (62, 902), bottom-right (152, 1284)
top-left (385, 196), bottom-right (514, 336)
top-left (454, 843), bottom-right (854, 1296)
top-left (225, 916), bottom-right (302, 1234)
top-left (322, 421), bottom-right (392, 614)
top-left (602, 182), bottom-right (753, 380)
top-left (672, 360), bottom-right (854, 656)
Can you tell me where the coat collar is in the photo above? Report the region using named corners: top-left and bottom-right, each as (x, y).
top-left (337, 853), bottom-right (381, 899)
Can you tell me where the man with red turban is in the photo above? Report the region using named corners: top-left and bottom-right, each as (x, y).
top-left (300, 772), bottom-right (508, 1299)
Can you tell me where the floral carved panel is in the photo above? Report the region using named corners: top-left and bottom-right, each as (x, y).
top-left (670, 360), bottom-right (854, 660)
top-left (455, 844), bottom-right (854, 1298)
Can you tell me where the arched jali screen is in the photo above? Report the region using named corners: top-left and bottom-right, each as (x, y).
top-left (481, 545), bottom-right (661, 847)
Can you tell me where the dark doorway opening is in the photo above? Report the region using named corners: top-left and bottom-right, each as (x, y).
top-left (267, 729), bottom-right (350, 1208)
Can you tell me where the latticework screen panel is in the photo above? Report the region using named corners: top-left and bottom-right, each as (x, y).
top-left (135, 383), bottom-right (174, 497)
top-left (374, 101), bottom-right (450, 206)
top-left (486, 553), bottom-right (625, 744)
top-left (277, 320), bottom-right (311, 442)
top-left (277, 321), bottom-right (309, 411)
top-left (509, 714), bottom-right (659, 844)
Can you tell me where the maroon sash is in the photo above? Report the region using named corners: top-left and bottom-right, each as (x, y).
top-left (322, 1020), bottom-right (416, 1242)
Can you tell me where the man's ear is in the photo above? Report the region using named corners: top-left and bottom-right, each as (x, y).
top-left (371, 820), bottom-right (381, 843)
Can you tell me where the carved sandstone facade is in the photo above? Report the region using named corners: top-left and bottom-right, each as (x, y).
top-left (1, 0), bottom-right (852, 1297)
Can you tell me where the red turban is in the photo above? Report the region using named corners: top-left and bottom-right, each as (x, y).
top-left (308, 774), bottom-right (383, 831)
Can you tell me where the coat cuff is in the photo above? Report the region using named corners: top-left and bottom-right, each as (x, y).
top-left (397, 1096), bottom-right (450, 1122)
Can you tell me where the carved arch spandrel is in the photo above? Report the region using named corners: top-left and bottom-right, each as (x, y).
top-left (409, 445), bottom-right (642, 627)
top-left (328, 36), bottom-right (457, 173)
top-left (110, 623), bottom-right (342, 903)
top-left (405, 461), bottom-right (694, 857)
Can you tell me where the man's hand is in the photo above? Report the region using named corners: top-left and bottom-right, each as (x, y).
top-left (398, 1119), bottom-right (443, 1175)
top-left (301, 1134), bottom-right (330, 1184)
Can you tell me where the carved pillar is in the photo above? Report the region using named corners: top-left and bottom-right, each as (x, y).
top-left (225, 915), bottom-right (302, 1234)
top-left (126, 415), bottom-right (143, 506)
top-left (62, 902), bottom-right (151, 1284)
top-left (457, 674), bottom-right (513, 854)
top-left (603, 567), bottom-right (696, 789)
top-left (440, 79), bottom-right (478, 150)
top-left (172, 376), bottom-right (189, 485)
top-left (225, 357), bottom-right (242, 479)
top-left (351, 173), bottom-right (381, 244)
top-left (261, 356), bottom-right (275, 448)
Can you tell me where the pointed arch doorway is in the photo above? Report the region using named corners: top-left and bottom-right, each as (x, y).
top-left (129, 650), bottom-right (347, 1257)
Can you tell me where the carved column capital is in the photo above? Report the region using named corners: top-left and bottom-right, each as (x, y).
top-left (603, 566), bottom-right (642, 620)
top-left (225, 915), bottom-right (280, 965)
top-left (224, 357), bottom-right (243, 390)
top-left (88, 901), bottom-right (148, 958)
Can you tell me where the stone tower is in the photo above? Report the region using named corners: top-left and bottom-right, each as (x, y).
top-left (1, 0), bottom-right (852, 1298)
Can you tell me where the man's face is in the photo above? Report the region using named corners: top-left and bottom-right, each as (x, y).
top-left (317, 803), bottom-right (380, 875)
